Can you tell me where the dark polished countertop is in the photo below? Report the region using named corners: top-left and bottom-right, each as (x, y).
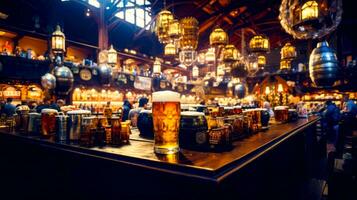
top-left (0, 116), bottom-right (319, 183)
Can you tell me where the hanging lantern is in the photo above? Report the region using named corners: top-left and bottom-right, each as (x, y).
top-left (257, 55), bottom-right (266, 68)
top-left (168, 19), bottom-right (181, 40)
top-left (107, 45), bottom-right (117, 65)
top-left (51, 25), bottom-right (66, 54)
top-left (192, 66), bottom-right (199, 78)
top-left (309, 41), bottom-right (339, 87)
top-left (164, 43), bottom-right (176, 56)
top-left (280, 60), bottom-right (291, 70)
top-left (54, 66), bottom-right (74, 95)
top-left (205, 48), bottom-right (216, 64)
top-left (247, 54), bottom-right (259, 74)
top-left (209, 27), bottom-right (228, 46)
top-left (223, 44), bottom-right (240, 63)
top-left (279, 0), bottom-right (343, 39)
top-left (179, 17), bottom-right (199, 50)
top-left (153, 59), bottom-right (162, 74)
top-left (155, 10), bottom-right (174, 44)
top-left (301, 1), bottom-right (319, 21)
top-left (179, 49), bottom-right (197, 66)
top-left (281, 42), bottom-right (297, 60)
top-left (249, 35), bottom-right (270, 53)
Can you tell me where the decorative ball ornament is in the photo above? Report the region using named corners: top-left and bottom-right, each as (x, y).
top-left (309, 41), bottom-right (339, 87)
top-left (209, 27), bottom-right (228, 46)
top-left (249, 35), bottom-right (270, 53)
top-left (41, 73), bottom-right (56, 90)
top-left (279, 0), bottom-right (343, 40)
top-left (97, 63), bottom-right (113, 85)
top-left (179, 17), bottom-right (199, 50)
top-left (155, 10), bottom-right (174, 44)
top-left (53, 66), bottom-right (74, 95)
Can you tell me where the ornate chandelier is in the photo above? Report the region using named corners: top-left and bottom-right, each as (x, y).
top-left (179, 17), bottom-right (199, 50)
top-left (279, 0), bottom-right (343, 40)
top-left (155, 10), bottom-right (174, 44)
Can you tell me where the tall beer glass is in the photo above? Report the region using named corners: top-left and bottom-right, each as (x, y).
top-left (152, 91), bottom-right (181, 154)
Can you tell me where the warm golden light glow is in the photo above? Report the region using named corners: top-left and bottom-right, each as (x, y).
top-left (281, 42), bottom-right (297, 60)
top-left (179, 49), bottom-right (197, 66)
top-left (301, 1), bottom-right (319, 21)
top-left (249, 35), bottom-right (269, 52)
top-left (277, 84), bottom-right (284, 93)
top-left (205, 48), bottom-right (216, 63)
top-left (107, 45), bottom-right (117, 65)
top-left (223, 44), bottom-right (240, 62)
top-left (209, 27), bottom-right (228, 46)
top-left (257, 55), bottom-right (266, 66)
top-left (265, 86), bottom-right (271, 95)
top-left (179, 17), bottom-right (199, 50)
top-left (280, 60), bottom-right (291, 70)
top-left (192, 66), bottom-right (199, 78)
top-left (217, 64), bottom-right (225, 76)
top-left (155, 10), bottom-right (174, 44)
top-left (168, 19), bottom-right (181, 40)
top-left (153, 59), bottom-right (161, 74)
top-left (51, 25), bottom-right (65, 54)
top-left (164, 43), bottom-right (176, 56)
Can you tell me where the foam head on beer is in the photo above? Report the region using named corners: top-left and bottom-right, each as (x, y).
top-left (152, 90), bottom-right (180, 102)
top-left (41, 108), bottom-right (58, 114)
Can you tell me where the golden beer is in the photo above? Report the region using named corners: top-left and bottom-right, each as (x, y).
top-left (41, 108), bottom-right (58, 138)
top-left (152, 91), bottom-right (181, 154)
top-left (274, 106), bottom-right (289, 123)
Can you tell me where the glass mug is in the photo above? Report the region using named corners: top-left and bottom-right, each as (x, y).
top-left (41, 108), bottom-right (58, 138)
top-left (152, 91), bottom-right (181, 154)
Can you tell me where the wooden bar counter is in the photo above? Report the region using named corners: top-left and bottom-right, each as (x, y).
top-left (0, 116), bottom-right (321, 200)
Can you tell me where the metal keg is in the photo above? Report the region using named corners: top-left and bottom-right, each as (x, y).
top-left (28, 112), bottom-right (41, 134)
top-left (67, 110), bottom-right (91, 141)
top-left (55, 112), bottom-right (68, 141)
top-left (309, 41), bottom-right (339, 87)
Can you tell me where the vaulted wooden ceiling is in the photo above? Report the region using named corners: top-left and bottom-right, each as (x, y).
top-left (0, 0), bottom-right (355, 56)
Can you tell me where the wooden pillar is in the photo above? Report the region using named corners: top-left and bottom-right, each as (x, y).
top-left (98, 0), bottom-right (108, 50)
